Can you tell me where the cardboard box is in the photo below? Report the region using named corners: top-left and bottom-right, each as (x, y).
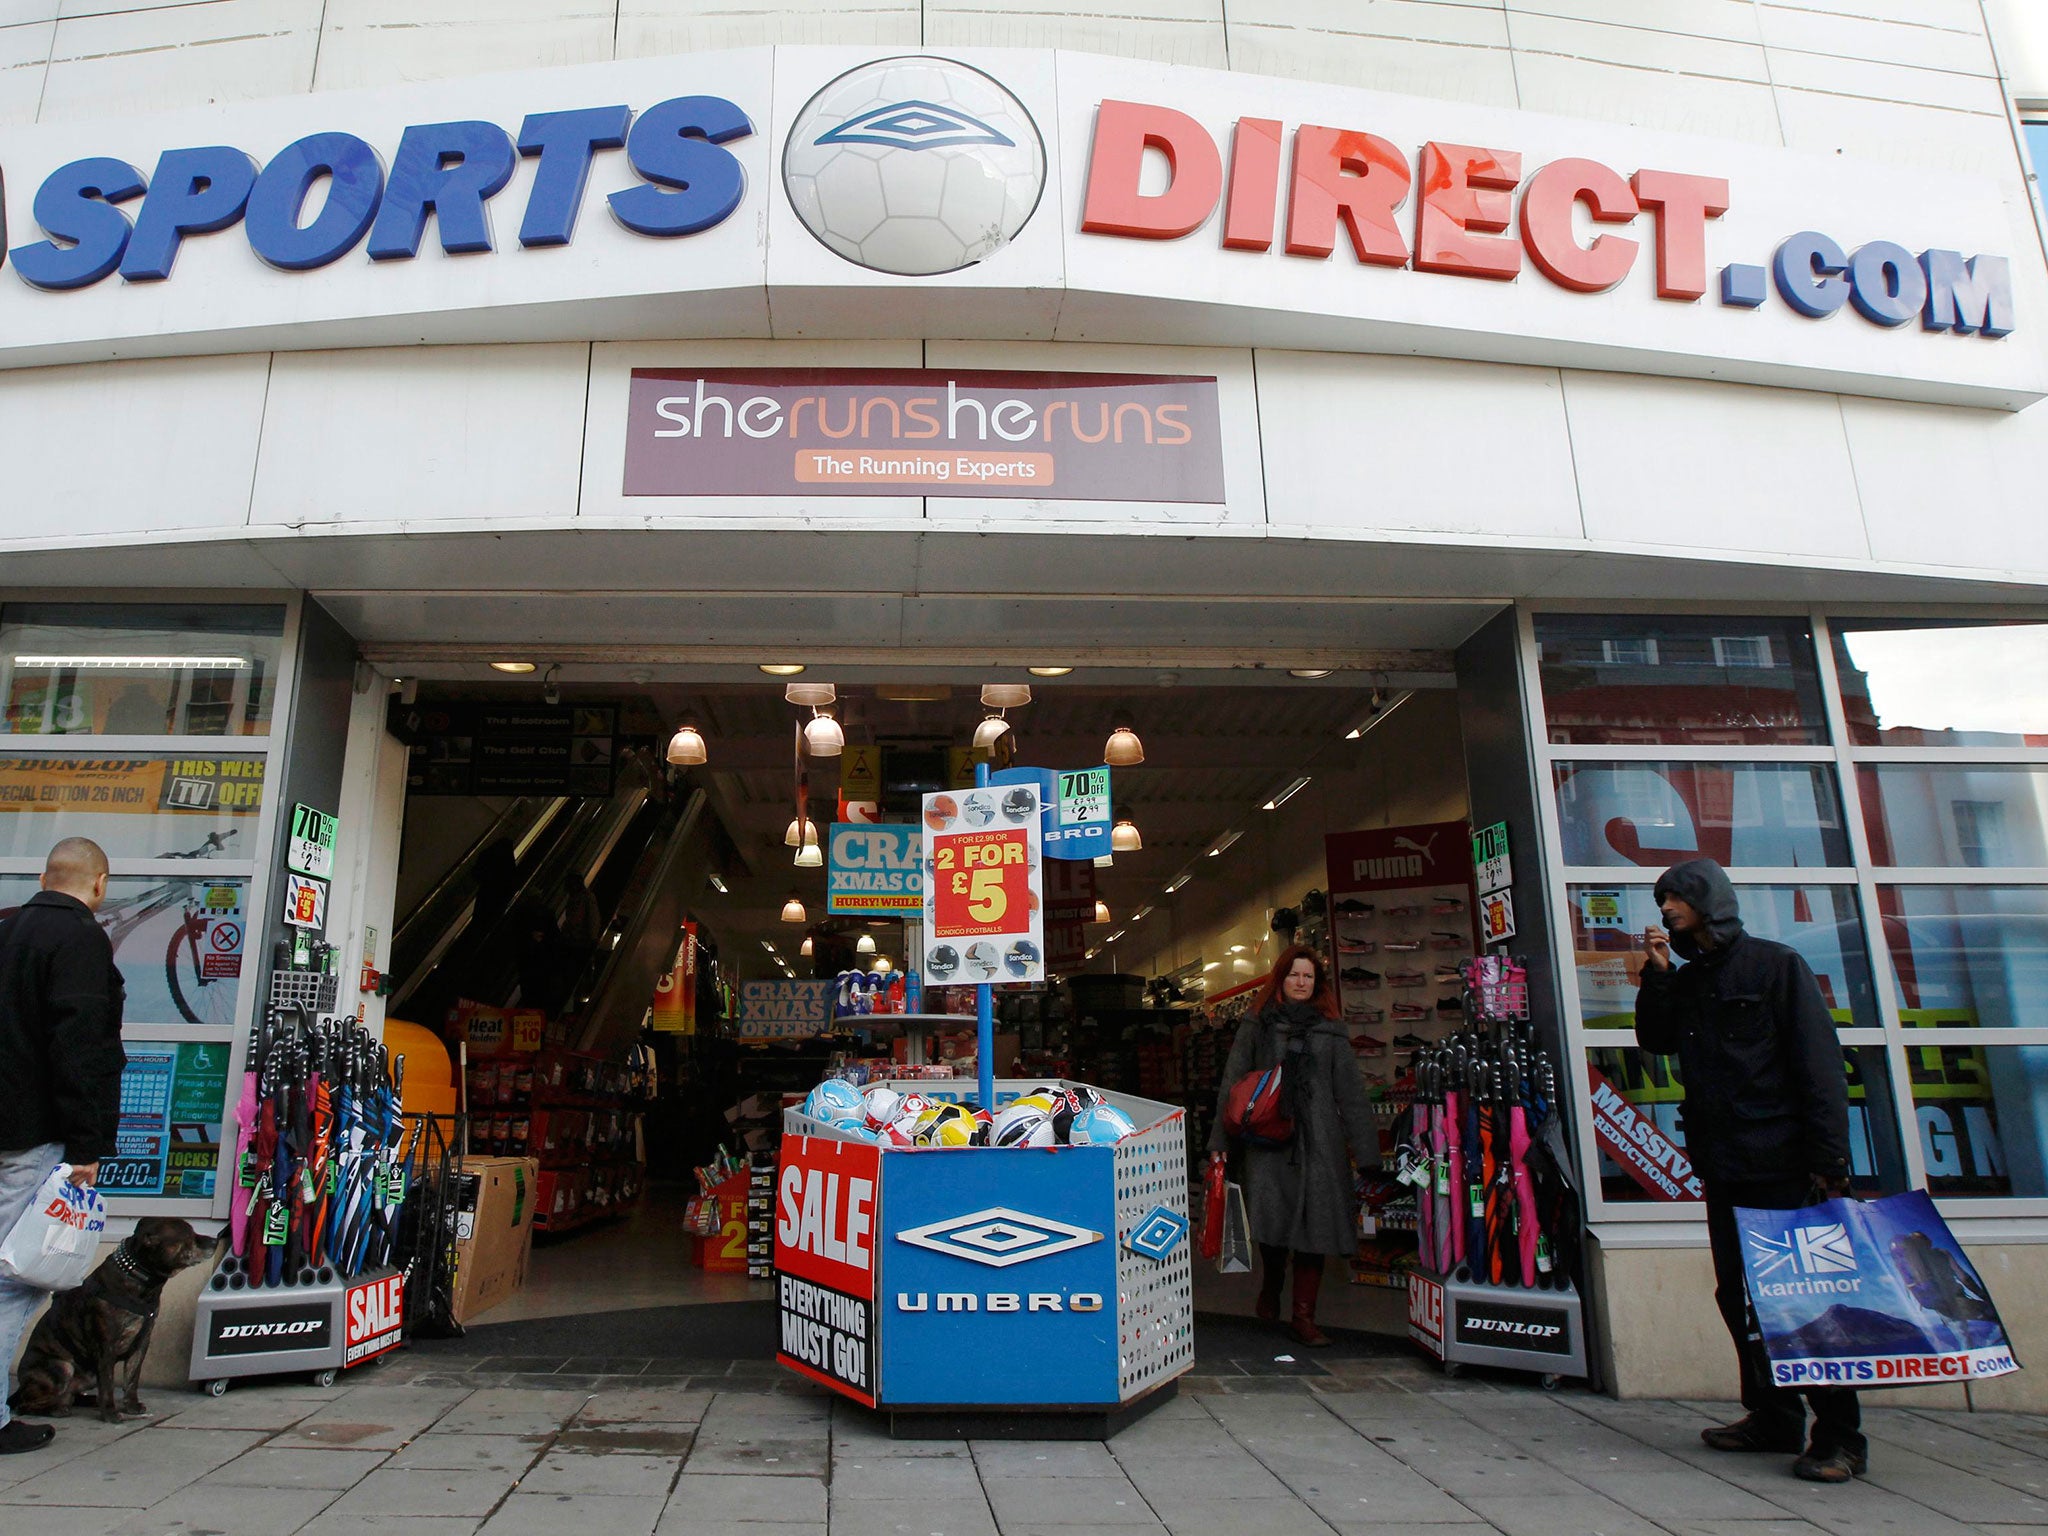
top-left (449, 1156), bottom-right (538, 1324)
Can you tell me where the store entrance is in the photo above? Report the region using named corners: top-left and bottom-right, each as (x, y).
top-left (380, 668), bottom-right (1476, 1351)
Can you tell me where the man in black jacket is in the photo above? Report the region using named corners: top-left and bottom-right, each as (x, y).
top-left (1636, 857), bottom-right (1863, 1484)
top-left (0, 837), bottom-right (126, 1454)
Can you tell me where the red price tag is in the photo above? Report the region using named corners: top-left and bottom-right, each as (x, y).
top-left (930, 828), bottom-right (1030, 939)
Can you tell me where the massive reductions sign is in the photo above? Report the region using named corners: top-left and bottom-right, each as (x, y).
top-left (0, 47), bottom-right (2038, 407)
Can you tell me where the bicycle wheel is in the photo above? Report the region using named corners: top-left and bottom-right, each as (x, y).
top-left (167, 914), bottom-right (235, 1027)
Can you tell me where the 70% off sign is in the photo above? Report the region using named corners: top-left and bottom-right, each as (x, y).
top-left (921, 784), bottom-right (1046, 984)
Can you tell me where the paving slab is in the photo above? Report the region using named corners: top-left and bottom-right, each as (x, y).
top-left (660, 1470), bottom-right (826, 1522)
top-left (573, 1388), bottom-right (714, 1426)
top-left (430, 1389), bottom-right (589, 1438)
top-left (0, 1509), bottom-right (135, 1536)
top-left (384, 1433), bottom-right (549, 1473)
top-left (980, 1441), bottom-right (1127, 1478)
top-left (1454, 1491), bottom-right (1668, 1536)
top-left (271, 1386), bottom-right (473, 1449)
top-left (832, 1454), bottom-right (990, 1500)
top-left (1121, 1455), bottom-right (1295, 1503)
top-left (829, 1497), bottom-right (999, 1536)
top-left (102, 1482), bottom-right (346, 1535)
top-left (204, 1446), bottom-right (391, 1490)
top-left (480, 1492), bottom-right (668, 1536)
top-left (318, 1466), bottom-right (522, 1518)
top-left (981, 1474), bottom-right (1162, 1526)
top-left (0, 1427), bottom-right (269, 1508)
top-left (517, 1448), bottom-right (682, 1498)
top-left (297, 1511), bottom-right (481, 1536)
top-left (153, 1384), bottom-right (340, 1431)
top-left (1149, 1501), bottom-right (1379, 1536)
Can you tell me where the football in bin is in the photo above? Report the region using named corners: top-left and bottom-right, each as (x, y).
top-left (812, 1081), bottom-right (1136, 1147)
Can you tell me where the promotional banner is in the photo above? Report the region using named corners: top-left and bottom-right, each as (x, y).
top-left (1586, 1062), bottom-right (1704, 1202)
top-left (921, 783), bottom-right (1046, 984)
top-left (828, 824), bottom-right (923, 914)
top-left (737, 979), bottom-right (835, 1040)
top-left (102, 1041), bottom-right (230, 1198)
top-left (650, 924), bottom-right (697, 1035)
top-left (0, 873), bottom-right (245, 1028)
top-left (1737, 1191), bottom-right (2020, 1388)
top-left (774, 1134), bottom-right (882, 1406)
top-left (626, 370), bottom-right (1227, 502)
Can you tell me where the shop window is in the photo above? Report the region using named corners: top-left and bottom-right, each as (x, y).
top-left (1857, 765), bottom-right (2048, 868)
top-left (1567, 883), bottom-right (1876, 1032)
top-left (1553, 761), bottom-right (1849, 868)
top-left (1535, 614), bottom-right (1827, 746)
top-left (1586, 1044), bottom-right (1903, 1204)
top-left (1908, 1043), bottom-right (2048, 1198)
top-left (0, 752), bottom-right (266, 861)
top-left (0, 603), bottom-right (284, 738)
top-left (1878, 885), bottom-right (2048, 1031)
top-left (0, 873), bottom-right (247, 1028)
top-left (1830, 619), bottom-right (2048, 747)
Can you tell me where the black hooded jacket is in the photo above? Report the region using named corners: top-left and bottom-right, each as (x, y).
top-left (1633, 859), bottom-right (1850, 1185)
top-left (0, 890), bottom-right (127, 1163)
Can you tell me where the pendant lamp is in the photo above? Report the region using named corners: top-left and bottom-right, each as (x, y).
top-left (972, 712), bottom-right (1010, 750)
top-left (871, 955), bottom-right (891, 973)
top-left (784, 813), bottom-right (813, 847)
top-left (780, 893), bottom-right (807, 923)
top-left (1094, 899), bottom-right (1112, 925)
top-left (1104, 710), bottom-right (1144, 766)
top-left (1111, 808), bottom-right (1143, 852)
top-left (794, 822), bottom-right (824, 867)
top-left (799, 935), bottom-right (814, 957)
top-left (784, 681), bottom-right (836, 706)
top-left (980, 682), bottom-right (1032, 709)
top-left (804, 709), bottom-right (844, 756)
top-left (856, 932), bottom-right (877, 954)
top-left (665, 717), bottom-right (708, 766)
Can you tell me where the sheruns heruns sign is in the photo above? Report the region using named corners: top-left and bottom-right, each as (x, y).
top-left (623, 369), bottom-right (1226, 502)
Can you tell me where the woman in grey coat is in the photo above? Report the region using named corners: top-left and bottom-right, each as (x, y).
top-left (1208, 945), bottom-right (1381, 1346)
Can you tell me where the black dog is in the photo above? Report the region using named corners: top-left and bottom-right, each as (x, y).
top-left (10, 1218), bottom-right (213, 1423)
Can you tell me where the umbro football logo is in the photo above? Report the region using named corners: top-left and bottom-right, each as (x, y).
top-left (895, 1207), bottom-right (1103, 1268)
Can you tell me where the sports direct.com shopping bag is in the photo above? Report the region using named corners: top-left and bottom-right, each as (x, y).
top-left (1736, 1190), bottom-right (2019, 1391)
top-left (0, 1165), bottom-right (107, 1291)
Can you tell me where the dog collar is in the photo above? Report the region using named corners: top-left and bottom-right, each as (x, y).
top-left (104, 1241), bottom-right (160, 1307)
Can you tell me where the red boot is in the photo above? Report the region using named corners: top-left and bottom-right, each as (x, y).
top-left (1255, 1245), bottom-right (1286, 1321)
top-left (1290, 1253), bottom-right (1330, 1347)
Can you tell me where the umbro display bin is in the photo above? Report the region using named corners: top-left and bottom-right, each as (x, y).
top-left (773, 1081), bottom-right (1192, 1424)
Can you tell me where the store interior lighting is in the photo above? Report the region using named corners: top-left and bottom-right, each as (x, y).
top-left (665, 716), bottom-right (708, 766)
top-left (760, 939), bottom-right (777, 953)
top-left (780, 894), bottom-right (807, 923)
top-left (707, 873), bottom-right (729, 894)
top-left (1164, 874), bottom-right (1190, 893)
top-left (1262, 776), bottom-right (1310, 810)
top-left (489, 661), bottom-right (536, 674)
top-left (1346, 688), bottom-right (1413, 738)
top-left (1027, 666), bottom-right (1074, 677)
top-left (784, 681), bottom-right (836, 706)
top-left (759, 663), bottom-right (806, 676)
top-left (1110, 808), bottom-right (1142, 852)
top-left (1206, 828), bottom-right (1243, 858)
top-left (1288, 668), bottom-right (1334, 679)
top-left (972, 711), bottom-right (1011, 749)
top-left (1094, 899), bottom-right (1111, 924)
top-left (856, 932), bottom-right (876, 954)
top-left (871, 955), bottom-right (892, 973)
top-left (1104, 710), bottom-right (1145, 766)
top-left (1131, 905), bottom-right (1153, 921)
top-left (794, 825), bottom-right (824, 867)
top-left (784, 813), bottom-right (814, 847)
top-left (980, 682), bottom-right (1032, 708)
top-left (799, 935), bottom-right (814, 957)
top-left (15, 654), bottom-right (249, 670)
top-left (804, 708), bottom-right (844, 756)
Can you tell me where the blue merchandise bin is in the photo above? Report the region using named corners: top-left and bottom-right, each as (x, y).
top-left (773, 1080), bottom-right (1193, 1422)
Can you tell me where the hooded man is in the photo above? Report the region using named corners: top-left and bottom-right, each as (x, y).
top-left (1636, 857), bottom-right (1862, 1484)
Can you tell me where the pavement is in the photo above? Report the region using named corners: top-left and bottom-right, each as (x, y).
top-left (2, 1350), bottom-right (2046, 1536)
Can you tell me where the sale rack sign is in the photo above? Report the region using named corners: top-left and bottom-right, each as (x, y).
top-left (626, 370), bottom-right (1226, 502)
top-left (775, 1134), bottom-right (882, 1406)
top-left (921, 784), bottom-right (1046, 984)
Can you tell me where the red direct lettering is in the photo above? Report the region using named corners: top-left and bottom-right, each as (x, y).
top-left (1414, 142), bottom-right (1522, 280)
top-left (1630, 168), bottom-right (1730, 300)
top-left (1080, 99), bottom-right (1222, 240)
top-left (1223, 117), bottom-right (1283, 251)
top-left (1283, 125), bottom-right (1411, 266)
top-left (1519, 157), bottom-right (1640, 292)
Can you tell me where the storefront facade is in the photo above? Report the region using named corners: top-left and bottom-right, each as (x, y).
top-left (3, 1), bottom-right (2047, 1403)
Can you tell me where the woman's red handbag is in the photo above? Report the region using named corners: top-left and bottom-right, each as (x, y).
top-left (1200, 1156), bottom-right (1227, 1260)
top-left (1222, 1064), bottom-right (1295, 1147)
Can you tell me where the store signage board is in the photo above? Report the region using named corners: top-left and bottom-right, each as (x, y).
top-left (0, 50), bottom-right (2032, 408)
top-left (738, 979), bottom-right (834, 1040)
top-left (920, 784), bottom-right (1046, 984)
top-left (282, 872), bottom-right (327, 932)
top-left (1472, 821), bottom-right (1511, 895)
top-left (288, 803), bottom-right (338, 880)
top-left (625, 371), bottom-right (1226, 502)
top-left (395, 702), bottom-right (617, 796)
top-left (828, 823), bottom-right (924, 914)
top-left (1578, 889), bottom-right (1627, 931)
top-left (1480, 889), bottom-right (1517, 944)
top-left (103, 1041), bottom-right (229, 1198)
top-left (774, 1134), bottom-right (881, 1406)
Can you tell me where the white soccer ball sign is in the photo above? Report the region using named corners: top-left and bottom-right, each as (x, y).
top-left (783, 56), bottom-right (1047, 276)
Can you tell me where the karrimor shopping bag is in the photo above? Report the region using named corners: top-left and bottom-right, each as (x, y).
top-left (0, 1165), bottom-right (107, 1292)
top-left (1736, 1190), bottom-right (2020, 1392)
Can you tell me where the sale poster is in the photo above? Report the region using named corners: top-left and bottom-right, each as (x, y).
top-left (921, 784), bottom-right (1045, 984)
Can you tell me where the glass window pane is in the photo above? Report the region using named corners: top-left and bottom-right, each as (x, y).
top-left (0, 874), bottom-right (246, 1027)
top-left (0, 753), bottom-right (266, 860)
top-left (1833, 619), bottom-right (2048, 747)
top-left (1554, 761), bottom-right (1850, 868)
top-left (1880, 886), bottom-right (2048, 1030)
top-left (1858, 766), bottom-right (2048, 868)
top-left (1535, 614), bottom-right (1829, 746)
top-left (103, 1041), bottom-right (232, 1199)
top-left (1909, 1043), bottom-right (2048, 1198)
top-left (0, 603), bottom-right (284, 738)
top-left (1587, 1045), bottom-right (1903, 1203)
top-left (1569, 883), bottom-right (1877, 1030)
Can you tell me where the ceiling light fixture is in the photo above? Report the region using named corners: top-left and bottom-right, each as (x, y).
top-left (794, 825), bottom-right (824, 868)
top-left (1110, 808), bottom-right (1142, 852)
top-left (804, 708), bottom-right (844, 756)
top-left (856, 932), bottom-right (877, 955)
top-left (972, 711), bottom-right (1011, 750)
top-left (780, 893), bottom-right (807, 923)
top-left (18, 654), bottom-right (248, 670)
top-left (489, 661), bottom-right (537, 674)
top-left (759, 663), bottom-right (806, 676)
top-left (1132, 905), bottom-right (1153, 922)
top-left (665, 716), bottom-right (708, 766)
top-left (1288, 668), bottom-right (1334, 679)
top-left (1104, 710), bottom-right (1145, 767)
top-left (707, 873), bottom-right (729, 895)
top-left (761, 939), bottom-right (777, 953)
top-left (1262, 776), bottom-right (1311, 810)
top-left (871, 955), bottom-right (891, 972)
top-left (784, 813), bottom-right (814, 847)
top-left (1028, 666), bottom-right (1074, 677)
top-left (1206, 828), bottom-right (1243, 859)
top-left (1108, 929), bottom-right (1126, 943)
top-left (1345, 688), bottom-right (1414, 739)
top-left (784, 681), bottom-right (836, 706)
top-left (1093, 900), bottom-right (1111, 925)
top-left (980, 682), bottom-right (1032, 709)
top-left (799, 935), bottom-right (814, 957)
top-left (1165, 874), bottom-right (1191, 894)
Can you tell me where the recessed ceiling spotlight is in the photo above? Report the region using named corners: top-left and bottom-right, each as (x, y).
top-left (759, 663), bottom-right (806, 676)
top-left (1028, 666), bottom-right (1074, 677)
top-left (1288, 668), bottom-right (1334, 679)
top-left (489, 661), bottom-right (536, 674)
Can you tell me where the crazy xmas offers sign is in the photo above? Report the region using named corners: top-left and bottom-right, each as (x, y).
top-left (921, 784), bottom-right (1046, 984)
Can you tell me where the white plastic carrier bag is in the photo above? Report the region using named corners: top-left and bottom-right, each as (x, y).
top-left (0, 1165), bottom-right (108, 1291)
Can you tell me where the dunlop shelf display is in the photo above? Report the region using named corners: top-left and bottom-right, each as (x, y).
top-left (773, 1082), bottom-right (1191, 1428)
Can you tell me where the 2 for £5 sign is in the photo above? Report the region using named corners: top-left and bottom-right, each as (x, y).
top-left (921, 785), bottom-right (1045, 983)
